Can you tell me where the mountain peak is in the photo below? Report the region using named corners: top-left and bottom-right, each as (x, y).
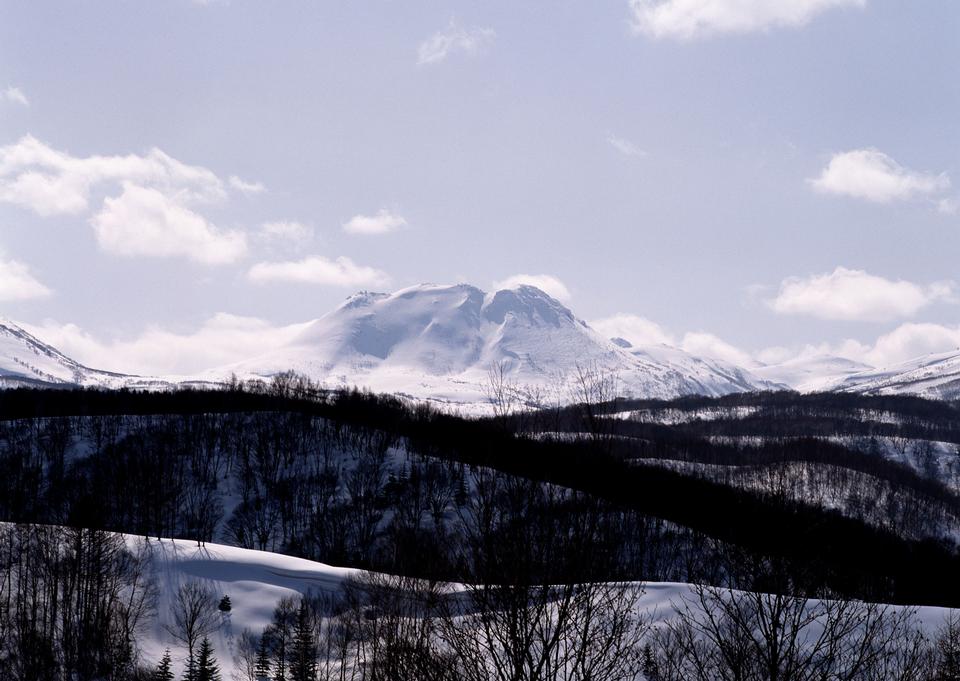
top-left (481, 285), bottom-right (576, 327)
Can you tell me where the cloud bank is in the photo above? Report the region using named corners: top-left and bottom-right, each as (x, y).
top-left (23, 314), bottom-right (311, 376)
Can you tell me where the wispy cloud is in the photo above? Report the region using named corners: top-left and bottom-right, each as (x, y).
top-left (629, 0), bottom-right (866, 40)
top-left (229, 175), bottom-right (266, 195)
top-left (417, 20), bottom-right (495, 65)
top-left (590, 313), bottom-right (674, 347)
top-left (607, 134), bottom-right (647, 158)
top-left (2, 86), bottom-right (28, 106)
top-left (248, 256), bottom-right (390, 288)
top-left (258, 220), bottom-right (313, 246)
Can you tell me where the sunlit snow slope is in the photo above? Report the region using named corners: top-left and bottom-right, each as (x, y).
top-left (217, 283), bottom-right (782, 406)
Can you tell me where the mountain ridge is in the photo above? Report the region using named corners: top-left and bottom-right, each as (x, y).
top-left (214, 283), bottom-right (784, 406)
top-left (8, 282), bottom-right (960, 405)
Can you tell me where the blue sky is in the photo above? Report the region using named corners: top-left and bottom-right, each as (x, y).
top-left (0, 0), bottom-right (958, 375)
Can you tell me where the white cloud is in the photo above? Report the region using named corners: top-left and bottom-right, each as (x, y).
top-left (258, 220), bottom-right (313, 245)
top-left (607, 134), bottom-right (647, 158)
top-left (22, 313), bottom-right (311, 376)
top-left (229, 175), bottom-right (266, 195)
top-left (862, 323), bottom-right (960, 367)
top-left (589, 312), bottom-right (753, 365)
top-left (679, 331), bottom-right (756, 367)
top-left (764, 323), bottom-right (960, 370)
top-left (0, 135), bottom-right (226, 217)
top-left (590, 313), bottom-right (674, 347)
top-left (768, 267), bottom-right (954, 322)
top-left (417, 20), bottom-right (495, 65)
top-left (248, 256), bottom-right (390, 288)
top-left (0, 135), bottom-right (263, 264)
top-left (2, 87), bottom-right (28, 106)
top-left (629, 0), bottom-right (865, 40)
top-left (90, 183), bottom-right (247, 264)
top-left (342, 208), bottom-right (407, 235)
top-left (492, 274), bottom-right (572, 303)
top-left (810, 148), bottom-right (950, 203)
top-left (0, 257), bottom-right (51, 301)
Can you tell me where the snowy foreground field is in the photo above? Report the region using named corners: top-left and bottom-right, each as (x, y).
top-left (136, 536), bottom-right (953, 678)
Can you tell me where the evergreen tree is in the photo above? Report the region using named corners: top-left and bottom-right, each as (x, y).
top-left (195, 638), bottom-right (221, 681)
top-left (254, 633), bottom-right (272, 681)
top-left (289, 601), bottom-right (317, 681)
top-left (218, 595), bottom-right (232, 613)
top-left (154, 649), bottom-right (175, 681)
top-left (641, 643), bottom-right (660, 681)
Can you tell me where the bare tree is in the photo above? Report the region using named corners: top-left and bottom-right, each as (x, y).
top-left (569, 362), bottom-right (620, 452)
top-left (233, 628), bottom-right (260, 681)
top-left (340, 571), bottom-right (458, 681)
top-left (439, 471), bottom-right (648, 681)
top-left (647, 580), bottom-right (929, 681)
top-left (486, 360), bottom-right (522, 431)
top-left (931, 611), bottom-right (960, 680)
top-left (167, 581), bottom-right (220, 674)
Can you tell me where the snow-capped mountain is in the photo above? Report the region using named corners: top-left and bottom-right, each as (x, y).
top-left (218, 283), bottom-right (783, 406)
top-left (9, 283), bottom-right (960, 404)
top-left (826, 350), bottom-right (960, 400)
top-left (0, 319), bottom-right (129, 387)
top-left (0, 319), bottom-right (222, 391)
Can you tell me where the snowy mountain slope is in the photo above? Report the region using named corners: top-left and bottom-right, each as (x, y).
top-left (827, 350), bottom-right (960, 400)
top-left (17, 281), bottom-right (960, 405)
top-left (217, 283), bottom-right (783, 407)
top-left (0, 319), bottom-right (131, 387)
top-left (753, 354), bottom-right (875, 393)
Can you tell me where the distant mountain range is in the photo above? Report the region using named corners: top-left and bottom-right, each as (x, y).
top-left (5, 283), bottom-right (960, 404)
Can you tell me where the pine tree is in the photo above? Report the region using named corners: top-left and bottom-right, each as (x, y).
top-left (289, 601), bottom-right (317, 681)
top-left (641, 643), bottom-right (660, 681)
top-left (218, 595), bottom-right (232, 613)
top-left (195, 637), bottom-right (221, 681)
top-left (254, 633), bottom-right (272, 681)
top-left (154, 649), bottom-right (175, 681)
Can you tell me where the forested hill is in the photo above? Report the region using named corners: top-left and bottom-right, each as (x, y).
top-left (1, 382), bottom-right (960, 607)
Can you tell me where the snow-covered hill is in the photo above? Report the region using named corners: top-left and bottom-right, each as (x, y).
top-left (753, 354), bottom-right (875, 393)
top-left (216, 283), bottom-right (783, 407)
top-left (135, 537), bottom-right (950, 677)
top-left (827, 350), bottom-right (960, 400)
